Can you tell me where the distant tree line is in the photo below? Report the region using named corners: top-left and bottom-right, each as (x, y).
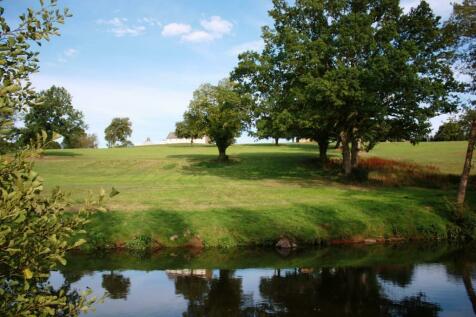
top-left (0, 85), bottom-right (137, 151)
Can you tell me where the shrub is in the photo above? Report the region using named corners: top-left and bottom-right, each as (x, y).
top-left (0, 149), bottom-right (94, 315)
top-left (125, 235), bottom-right (152, 251)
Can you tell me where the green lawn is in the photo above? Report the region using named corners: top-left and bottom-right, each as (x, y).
top-left (34, 142), bottom-right (475, 248)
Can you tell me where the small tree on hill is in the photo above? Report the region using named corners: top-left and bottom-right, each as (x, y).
top-left (175, 110), bottom-right (206, 144)
top-left (104, 117), bottom-right (133, 147)
top-left (182, 80), bottom-right (249, 161)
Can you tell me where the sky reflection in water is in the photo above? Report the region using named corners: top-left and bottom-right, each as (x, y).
top-left (50, 244), bottom-right (476, 317)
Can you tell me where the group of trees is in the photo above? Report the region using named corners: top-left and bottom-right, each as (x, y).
top-left (176, 0), bottom-right (475, 204)
top-left (434, 114), bottom-right (475, 142)
top-left (1, 84), bottom-right (135, 151)
top-left (233, 0), bottom-right (462, 175)
top-left (18, 86), bottom-right (97, 149)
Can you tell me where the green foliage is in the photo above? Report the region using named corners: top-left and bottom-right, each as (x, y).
top-left (449, 0), bottom-right (476, 93)
top-left (180, 80), bottom-right (250, 160)
top-left (175, 111), bottom-right (206, 144)
top-left (0, 0), bottom-right (71, 142)
top-left (66, 132), bottom-right (98, 149)
top-left (104, 117), bottom-right (133, 148)
top-left (0, 145), bottom-right (94, 315)
top-left (234, 0), bottom-right (462, 173)
top-left (125, 235), bottom-right (152, 251)
top-left (433, 118), bottom-right (467, 141)
top-left (20, 86), bottom-right (87, 147)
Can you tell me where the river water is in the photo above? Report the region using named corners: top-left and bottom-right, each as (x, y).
top-left (52, 243), bottom-right (476, 316)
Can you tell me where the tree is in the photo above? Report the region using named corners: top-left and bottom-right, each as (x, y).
top-left (433, 118), bottom-right (467, 141)
top-left (457, 109), bottom-right (476, 206)
top-left (104, 117), bottom-right (133, 147)
top-left (450, 0), bottom-right (476, 206)
top-left (234, 0), bottom-right (461, 174)
top-left (181, 80), bottom-right (249, 161)
top-left (0, 2), bottom-right (102, 315)
top-left (20, 86), bottom-right (86, 146)
top-left (175, 110), bottom-right (206, 144)
top-left (65, 131), bottom-right (98, 148)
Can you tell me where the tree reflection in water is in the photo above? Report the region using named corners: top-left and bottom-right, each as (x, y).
top-left (57, 244), bottom-right (476, 316)
top-left (167, 267), bottom-right (442, 317)
top-left (101, 271), bottom-right (131, 299)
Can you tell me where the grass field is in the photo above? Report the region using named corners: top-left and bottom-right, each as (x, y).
top-left (34, 141), bottom-right (476, 248)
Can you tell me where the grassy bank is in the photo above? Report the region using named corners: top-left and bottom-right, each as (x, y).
top-left (34, 142), bottom-right (476, 249)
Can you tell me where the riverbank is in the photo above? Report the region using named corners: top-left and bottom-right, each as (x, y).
top-left (33, 143), bottom-right (476, 250)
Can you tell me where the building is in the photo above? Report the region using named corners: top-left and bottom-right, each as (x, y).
top-left (161, 132), bottom-right (210, 144)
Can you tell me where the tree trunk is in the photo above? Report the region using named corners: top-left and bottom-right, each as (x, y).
top-left (190, 138), bottom-right (194, 145)
top-left (318, 141), bottom-right (329, 165)
top-left (340, 131), bottom-right (352, 176)
top-left (457, 119), bottom-right (476, 206)
top-left (351, 138), bottom-right (360, 169)
top-left (274, 137), bottom-right (279, 146)
top-left (217, 145), bottom-right (228, 161)
top-left (463, 267), bottom-right (476, 314)
top-left (316, 134), bottom-right (329, 165)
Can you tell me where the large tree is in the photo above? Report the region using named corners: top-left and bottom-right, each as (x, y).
top-left (450, 0), bottom-right (476, 206)
top-left (181, 80), bottom-right (249, 161)
top-left (20, 86), bottom-right (86, 147)
top-left (104, 117), bottom-right (133, 148)
top-left (234, 0), bottom-right (461, 174)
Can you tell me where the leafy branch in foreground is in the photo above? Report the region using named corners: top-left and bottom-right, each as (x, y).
top-left (0, 143), bottom-right (91, 315)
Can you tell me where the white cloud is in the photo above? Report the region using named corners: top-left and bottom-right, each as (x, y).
top-left (161, 23), bottom-right (192, 37)
top-left (64, 48), bottom-right (78, 57)
top-left (97, 17), bottom-right (146, 37)
top-left (55, 48), bottom-right (79, 64)
top-left (229, 40), bottom-right (264, 56)
top-left (200, 16), bottom-right (233, 38)
top-left (162, 16), bottom-right (233, 44)
top-left (181, 30), bottom-right (214, 43)
top-left (139, 17), bottom-right (161, 27)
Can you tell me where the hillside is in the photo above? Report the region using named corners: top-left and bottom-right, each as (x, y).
top-left (34, 142), bottom-right (475, 248)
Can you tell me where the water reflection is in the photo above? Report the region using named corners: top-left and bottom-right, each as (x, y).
top-left (54, 243), bottom-right (476, 316)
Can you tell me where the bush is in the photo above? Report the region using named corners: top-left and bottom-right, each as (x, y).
top-left (0, 149), bottom-right (94, 315)
top-left (125, 235), bottom-right (152, 251)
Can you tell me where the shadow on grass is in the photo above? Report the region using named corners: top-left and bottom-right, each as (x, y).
top-left (44, 150), bottom-right (82, 157)
top-left (168, 152), bottom-right (341, 183)
top-left (83, 186), bottom-right (463, 249)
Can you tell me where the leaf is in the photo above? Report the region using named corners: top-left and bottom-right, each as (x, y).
top-left (54, 255), bottom-right (67, 266)
top-left (41, 130), bottom-right (47, 142)
top-left (14, 213), bottom-right (26, 223)
top-left (72, 238), bottom-right (86, 248)
top-left (23, 268), bottom-right (33, 279)
top-left (109, 187), bottom-right (120, 198)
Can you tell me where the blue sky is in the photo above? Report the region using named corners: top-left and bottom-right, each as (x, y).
top-left (6, 0), bottom-right (458, 146)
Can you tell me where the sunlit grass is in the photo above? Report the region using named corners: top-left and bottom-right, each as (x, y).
top-left (34, 142), bottom-right (475, 248)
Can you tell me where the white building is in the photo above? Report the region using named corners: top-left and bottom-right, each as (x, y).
top-left (160, 132), bottom-right (210, 144)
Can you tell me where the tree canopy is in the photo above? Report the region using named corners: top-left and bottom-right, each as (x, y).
top-left (104, 117), bottom-right (133, 148)
top-left (20, 86), bottom-right (87, 147)
top-left (178, 80), bottom-right (250, 160)
top-left (233, 0), bottom-right (461, 174)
